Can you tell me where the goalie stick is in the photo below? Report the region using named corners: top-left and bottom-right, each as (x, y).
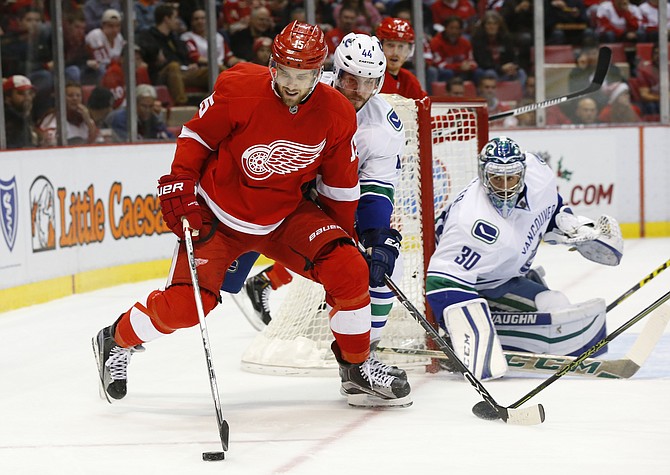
top-left (473, 291), bottom-right (670, 421)
top-left (384, 274), bottom-right (545, 425)
top-left (378, 300), bottom-right (669, 378)
top-left (489, 46), bottom-right (612, 122)
top-left (183, 219), bottom-right (229, 459)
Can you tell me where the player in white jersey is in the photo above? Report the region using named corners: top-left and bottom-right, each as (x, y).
top-left (180, 9), bottom-right (241, 70)
top-left (427, 136), bottom-right (624, 380)
top-left (222, 33), bottom-right (410, 407)
top-left (84, 9), bottom-right (125, 76)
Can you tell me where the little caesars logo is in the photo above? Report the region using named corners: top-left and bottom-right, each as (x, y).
top-left (241, 139), bottom-right (325, 180)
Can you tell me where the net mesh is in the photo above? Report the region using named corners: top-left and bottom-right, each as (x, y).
top-left (241, 95), bottom-right (486, 375)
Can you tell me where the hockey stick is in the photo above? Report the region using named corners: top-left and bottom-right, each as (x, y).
top-left (378, 299), bottom-right (670, 379)
top-left (384, 275), bottom-right (545, 425)
top-left (473, 290), bottom-right (670, 420)
top-left (489, 46), bottom-right (612, 122)
top-left (382, 258), bottom-right (670, 379)
top-left (606, 258), bottom-right (670, 312)
top-left (183, 219), bottom-right (229, 458)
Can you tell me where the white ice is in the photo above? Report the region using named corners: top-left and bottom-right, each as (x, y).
top-left (1, 238), bottom-right (669, 475)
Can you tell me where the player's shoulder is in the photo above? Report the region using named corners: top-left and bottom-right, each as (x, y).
top-left (212, 63), bottom-right (270, 100)
top-left (523, 151), bottom-right (554, 179)
top-left (313, 82), bottom-right (357, 122)
top-left (359, 95), bottom-right (404, 135)
top-left (399, 68), bottom-right (421, 85)
top-left (85, 28), bottom-right (103, 42)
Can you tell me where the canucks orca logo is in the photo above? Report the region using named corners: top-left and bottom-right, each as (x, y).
top-left (471, 219), bottom-right (499, 244)
top-left (387, 110), bottom-right (403, 131)
top-left (0, 176), bottom-right (18, 252)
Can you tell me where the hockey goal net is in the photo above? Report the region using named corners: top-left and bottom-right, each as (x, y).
top-left (241, 95), bottom-right (488, 375)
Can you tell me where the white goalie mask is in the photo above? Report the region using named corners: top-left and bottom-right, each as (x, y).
top-left (332, 33), bottom-right (386, 110)
top-left (478, 136), bottom-right (526, 218)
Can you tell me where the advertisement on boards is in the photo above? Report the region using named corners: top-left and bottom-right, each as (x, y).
top-left (0, 144), bottom-right (177, 290)
top-left (509, 127), bottom-right (640, 224)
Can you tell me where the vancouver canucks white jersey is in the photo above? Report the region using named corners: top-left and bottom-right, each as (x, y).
top-left (427, 152), bottom-right (559, 303)
top-left (355, 94), bottom-right (404, 228)
top-left (321, 72), bottom-right (404, 229)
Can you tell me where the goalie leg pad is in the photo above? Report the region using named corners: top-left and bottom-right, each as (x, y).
top-left (444, 299), bottom-right (507, 380)
top-left (494, 297), bottom-right (607, 356)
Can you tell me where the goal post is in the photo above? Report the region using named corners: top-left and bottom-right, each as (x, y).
top-left (240, 95), bottom-right (489, 376)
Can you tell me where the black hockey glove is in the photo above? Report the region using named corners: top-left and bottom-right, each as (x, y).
top-left (360, 228), bottom-right (402, 288)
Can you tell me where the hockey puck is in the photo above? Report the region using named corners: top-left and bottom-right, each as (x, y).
top-left (202, 451), bottom-right (225, 461)
top-left (472, 401), bottom-right (502, 420)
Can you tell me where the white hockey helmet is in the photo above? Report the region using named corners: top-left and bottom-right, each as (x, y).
top-left (332, 33), bottom-right (386, 104)
top-left (478, 136), bottom-right (526, 218)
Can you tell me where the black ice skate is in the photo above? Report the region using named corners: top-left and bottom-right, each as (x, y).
top-left (92, 324), bottom-right (133, 402)
top-left (332, 341), bottom-right (412, 408)
top-left (369, 341), bottom-right (407, 381)
top-left (232, 268), bottom-right (273, 331)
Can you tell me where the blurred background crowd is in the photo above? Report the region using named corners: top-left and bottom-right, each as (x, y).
top-left (1, 0), bottom-right (668, 149)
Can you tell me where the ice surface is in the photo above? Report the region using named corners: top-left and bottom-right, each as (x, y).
top-left (1, 239), bottom-right (669, 474)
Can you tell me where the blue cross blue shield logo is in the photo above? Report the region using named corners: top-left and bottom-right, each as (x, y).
top-left (0, 177), bottom-right (19, 251)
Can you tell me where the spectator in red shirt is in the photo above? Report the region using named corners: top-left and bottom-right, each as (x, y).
top-left (431, 0), bottom-right (478, 34)
top-left (598, 82), bottom-right (641, 123)
top-left (376, 17), bottom-right (428, 100)
top-left (325, 4), bottom-right (364, 60)
top-left (430, 16), bottom-right (479, 83)
top-left (637, 43), bottom-right (663, 115)
top-left (219, 0), bottom-right (252, 34)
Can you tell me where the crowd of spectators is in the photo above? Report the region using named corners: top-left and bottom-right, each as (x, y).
top-left (1, 0), bottom-right (669, 149)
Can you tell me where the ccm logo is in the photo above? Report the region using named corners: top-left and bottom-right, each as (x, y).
top-left (309, 224), bottom-right (339, 242)
top-left (158, 183), bottom-right (184, 196)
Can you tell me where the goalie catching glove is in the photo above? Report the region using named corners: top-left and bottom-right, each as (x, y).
top-left (360, 228), bottom-right (402, 288)
top-left (544, 207), bottom-right (623, 266)
top-left (157, 174), bottom-right (202, 239)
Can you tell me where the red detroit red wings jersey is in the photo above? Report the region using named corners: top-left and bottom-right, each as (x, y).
top-left (172, 63), bottom-right (359, 236)
top-left (380, 69), bottom-right (427, 100)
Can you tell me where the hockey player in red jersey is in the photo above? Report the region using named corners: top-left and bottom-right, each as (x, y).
top-left (92, 21), bottom-right (410, 406)
top-left (376, 17), bottom-right (428, 100)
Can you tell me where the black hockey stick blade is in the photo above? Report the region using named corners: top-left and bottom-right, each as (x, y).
top-left (489, 46), bottom-right (612, 121)
top-left (220, 419), bottom-right (230, 451)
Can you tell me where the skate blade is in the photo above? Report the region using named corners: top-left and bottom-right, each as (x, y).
top-left (346, 393), bottom-right (413, 408)
top-left (91, 337), bottom-right (112, 404)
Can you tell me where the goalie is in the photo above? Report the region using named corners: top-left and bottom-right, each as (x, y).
top-left (426, 136), bottom-right (623, 381)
